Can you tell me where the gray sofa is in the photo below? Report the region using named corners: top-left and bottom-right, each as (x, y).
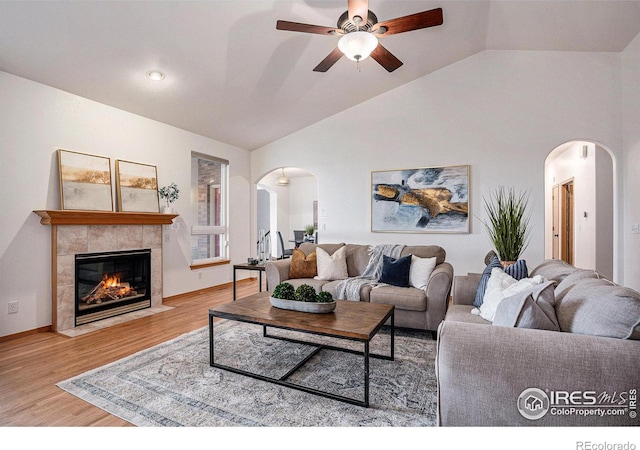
top-left (265, 242), bottom-right (453, 335)
top-left (436, 259), bottom-right (640, 426)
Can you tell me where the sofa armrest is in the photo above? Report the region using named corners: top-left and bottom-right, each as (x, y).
top-left (423, 262), bottom-right (454, 330)
top-left (265, 259), bottom-right (291, 290)
top-left (452, 273), bottom-right (481, 305)
top-left (436, 320), bottom-right (640, 426)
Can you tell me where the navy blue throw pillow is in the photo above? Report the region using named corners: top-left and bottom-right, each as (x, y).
top-left (504, 259), bottom-right (528, 280)
top-left (473, 256), bottom-right (530, 307)
top-left (473, 256), bottom-right (503, 307)
top-left (379, 254), bottom-right (412, 287)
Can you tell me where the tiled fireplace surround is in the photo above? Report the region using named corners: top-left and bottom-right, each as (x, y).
top-left (35, 211), bottom-right (175, 333)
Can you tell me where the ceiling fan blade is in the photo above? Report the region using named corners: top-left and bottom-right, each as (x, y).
top-left (276, 20), bottom-right (340, 35)
top-left (313, 47), bottom-right (344, 72)
top-left (348, 0), bottom-right (369, 26)
top-left (370, 44), bottom-right (403, 72)
top-left (374, 8), bottom-right (443, 36)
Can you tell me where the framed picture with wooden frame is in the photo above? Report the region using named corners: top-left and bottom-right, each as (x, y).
top-left (57, 149), bottom-right (114, 211)
top-left (115, 160), bottom-right (160, 212)
top-left (371, 164), bottom-right (470, 233)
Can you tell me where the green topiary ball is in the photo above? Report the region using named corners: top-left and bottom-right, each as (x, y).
top-left (317, 291), bottom-right (333, 303)
top-left (295, 284), bottom-right (317, 302)
top-left (272, 282), bottom-right (295, 300)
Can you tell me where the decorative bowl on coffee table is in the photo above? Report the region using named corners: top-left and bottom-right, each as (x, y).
top-left (269, 297), bottom-right (336, 314)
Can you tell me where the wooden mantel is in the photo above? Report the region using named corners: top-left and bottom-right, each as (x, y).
top-left (33, 210), bottom-right (178, 226)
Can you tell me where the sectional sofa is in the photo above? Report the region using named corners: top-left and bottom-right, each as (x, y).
top-left (436, 258), bottom-right (640, 426)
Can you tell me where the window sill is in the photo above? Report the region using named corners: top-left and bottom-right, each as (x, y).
top-left (190, 259), bottom-right (230, 270)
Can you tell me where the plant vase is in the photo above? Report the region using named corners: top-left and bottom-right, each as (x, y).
top-left (269, 297), bottom-right (336, 314)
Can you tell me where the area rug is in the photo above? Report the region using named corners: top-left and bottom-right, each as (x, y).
top-left (57, 320), bottom-right (438, 426)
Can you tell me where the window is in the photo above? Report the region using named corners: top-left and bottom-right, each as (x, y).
top-left (190, 152), bottom-right (229, 265)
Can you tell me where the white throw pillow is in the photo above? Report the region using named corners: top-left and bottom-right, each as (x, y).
top-left (409, 255), bottom-right (437, 290)
top-left (314, 246), bottom-right (348, 281)
top-left (474, 268), bottom-right (545, 322)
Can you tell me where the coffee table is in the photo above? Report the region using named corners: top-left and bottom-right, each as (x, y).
top-left (208, 291), bottom-right (394, 407)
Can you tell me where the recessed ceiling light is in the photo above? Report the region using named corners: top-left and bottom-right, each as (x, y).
top-left (146, 70), bottom-right (165, 81)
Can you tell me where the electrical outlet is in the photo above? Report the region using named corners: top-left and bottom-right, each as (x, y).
top-left (8, 301), bottom-right (18, 314)
top-left (632, 223), bottom-right (640, 235)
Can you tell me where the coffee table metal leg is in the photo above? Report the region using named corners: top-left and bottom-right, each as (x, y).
top-left (209, 314), bottom-right (215, 366)
top-left (364, 341), bottom-right (370, 407)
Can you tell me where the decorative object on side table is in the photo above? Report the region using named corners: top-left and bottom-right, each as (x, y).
top-left (480, 186), bottom-right (531, 267)
top-left (270, 282), bottom-right (336, 313)
top-left (158, 182), bottom-right (179, 214)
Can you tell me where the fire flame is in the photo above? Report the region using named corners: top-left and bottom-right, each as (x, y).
top-left (104, 274), bottom-right (121, 287)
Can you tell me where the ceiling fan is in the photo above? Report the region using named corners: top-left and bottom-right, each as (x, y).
top-left (276, 0), bottom-right (443, 72)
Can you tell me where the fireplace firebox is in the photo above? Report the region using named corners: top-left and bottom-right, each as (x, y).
top-left (75, 249), bottom-right (152, 326)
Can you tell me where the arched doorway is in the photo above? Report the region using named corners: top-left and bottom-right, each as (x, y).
top-left (544, 140), bottom-right (614, 280)
top-left (256, 167), bottom-right (318, 259)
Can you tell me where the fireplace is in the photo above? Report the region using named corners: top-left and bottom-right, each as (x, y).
top-left (75, 249), bottom-right (152, 326)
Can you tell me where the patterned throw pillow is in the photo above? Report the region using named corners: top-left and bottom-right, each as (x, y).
top-left (473, 256), bottom-right (529, 307)
top-left (379, 254), bottom-right (412, 287)
top-left (473, 256), bottom-right (503, 307)
top-left (288, 248), bottom-right (317, 279)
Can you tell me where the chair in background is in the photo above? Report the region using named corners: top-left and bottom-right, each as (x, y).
top-left (277, 231), bottom-right (293, 259)
top-left (293, 230), bottom-right (305, 247)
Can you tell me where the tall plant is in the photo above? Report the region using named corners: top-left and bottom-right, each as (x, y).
top-left (481, 186), bottom-right (531, 262)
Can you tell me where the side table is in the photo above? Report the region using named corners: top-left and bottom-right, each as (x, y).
top-left (232, 263), bottom-right (267, 300)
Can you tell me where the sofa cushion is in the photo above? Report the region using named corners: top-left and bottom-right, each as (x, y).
top-left (444, 304), bottom-right (491, 325)
top-left (474, 268), bottom-right (546, 322)
top-left (370, 286), bottom-right (427, 311)
top-left (314, 246), bottom-right (348, 281)
top-left (556, 278), bottom-right (640, 340)
top-left (554, 269), bottom-right (599, 302)
top-left (402, 245), bottom-right (446, 265)
top-left (379, 254), bottom-right (411, 287)
top-left (321, 279), bottom-right (373, 302)
top-left (492, 281), bottom-right (559, 331)
top-left (409, 255), bottom-right (437, 290)
top-left (289, 248), bottom-right (317, 279)
top-left (529, 259), bottom-right (577, 284)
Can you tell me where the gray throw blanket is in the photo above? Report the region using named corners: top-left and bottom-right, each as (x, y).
top-left (335, 244), bottom-right (406, 301)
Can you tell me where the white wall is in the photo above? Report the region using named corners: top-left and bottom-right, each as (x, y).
top-left (622, 33), bottom-right (640, 291)
top-left (252, 50), bottom-right (625, 280)
top-left (288, 176), bottom-right (317, 235)
top-left (0, 71), bottom-right (251, 337)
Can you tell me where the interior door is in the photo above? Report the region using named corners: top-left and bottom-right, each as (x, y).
top-left (552, 184), bottom-right (559, 259)
top-left (560, 180), bottom-right (574, 265)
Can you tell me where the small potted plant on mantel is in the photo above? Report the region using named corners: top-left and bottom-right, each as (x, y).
top-left (158, 183), bottom-right (179, 214)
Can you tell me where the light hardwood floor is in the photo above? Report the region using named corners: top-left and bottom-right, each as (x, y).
top-left (0, 279), bottom-right (261, 426)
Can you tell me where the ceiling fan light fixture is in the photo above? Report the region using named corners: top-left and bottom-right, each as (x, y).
top-left (276, 168), bottom-right (290, 186)
top-left (338, 31), bottom-right (378, 62)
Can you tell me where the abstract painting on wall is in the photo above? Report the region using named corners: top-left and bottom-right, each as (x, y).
top-left (371, 165), bottom-right (470, 233)
top-left (57, 149), bottom-right (113, 211)
top-left (115, 160), bottom-right (159, 212)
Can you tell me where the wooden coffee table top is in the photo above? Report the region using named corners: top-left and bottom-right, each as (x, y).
top-left (210, 292), bottom-right (394, 341)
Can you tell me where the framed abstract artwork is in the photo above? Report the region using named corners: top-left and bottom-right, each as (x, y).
top-left (115, 160), bottom-right (159, 212)
top-left (57, 149), bottom-right (113, 211)
top-left (371, 165), bottom-right (470, 233)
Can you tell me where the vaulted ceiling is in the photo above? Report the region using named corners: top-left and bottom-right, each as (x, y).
top-left (1, 1), bottom-right (639, 150)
